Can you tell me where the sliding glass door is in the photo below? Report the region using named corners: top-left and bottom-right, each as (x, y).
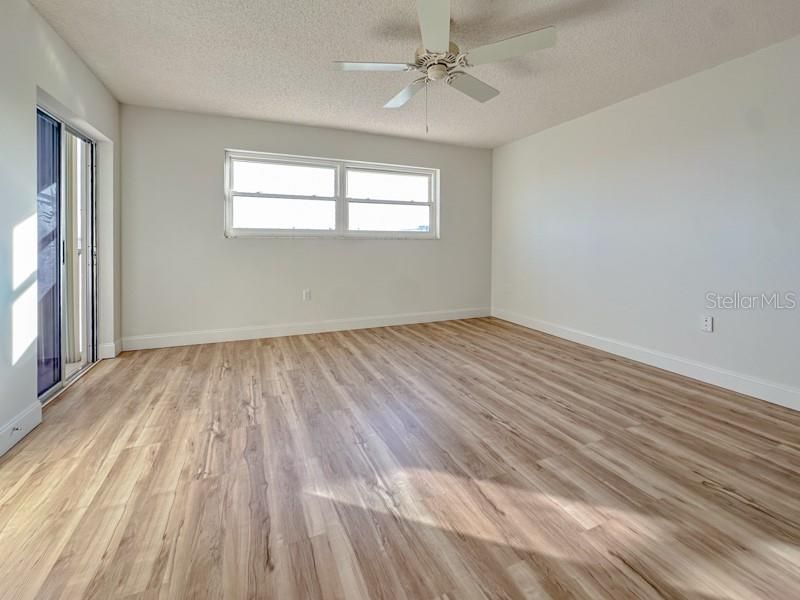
top-left (37, 111), bottom-right (62, 396)
top-left (36, 109), bottom-right (97, 400)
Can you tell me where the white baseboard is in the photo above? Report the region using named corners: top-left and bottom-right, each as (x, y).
top-left (98, 339), bottom-right (121, 359)
top-left (492, 308), bottom-right (800, 413)
top-left (121, 308), bottom-right (490, 351)
top-left (0, 402), bottom-right (42, 458)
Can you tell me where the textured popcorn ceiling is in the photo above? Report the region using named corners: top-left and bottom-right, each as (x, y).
top-left (31, 0), bottom-right (800, 147)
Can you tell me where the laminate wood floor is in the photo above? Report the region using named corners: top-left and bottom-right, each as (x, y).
top-left (1, 318), bottom-right (799, 599)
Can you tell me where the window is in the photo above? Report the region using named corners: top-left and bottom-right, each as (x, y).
top-left (225, 150), bottom-right (439, 238)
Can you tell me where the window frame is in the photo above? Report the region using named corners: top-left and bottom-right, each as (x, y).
top-left (224, 150), bottom-right (439, 239)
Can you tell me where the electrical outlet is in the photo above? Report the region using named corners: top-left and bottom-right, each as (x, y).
top-left (702, 316), bottom-right (714, 333)
top-left (302, 289), bottom-right (312, 302)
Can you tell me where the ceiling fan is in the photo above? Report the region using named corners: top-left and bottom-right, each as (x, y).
top-left (333, 0), bottom-right (556, 108)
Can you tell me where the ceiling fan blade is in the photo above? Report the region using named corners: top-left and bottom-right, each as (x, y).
top-left (466, 26), bottom-right (556, 66)
top-left (447, 72), bottom-right (499, 103)
top-left (417, 0), bottom-right (450, 53)
top-left (333, 61), bottom-right (413, 72)
top-left (384, 78), bottom-right (427, 108)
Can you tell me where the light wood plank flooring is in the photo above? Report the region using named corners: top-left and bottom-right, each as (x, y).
top-left (1, 317), bottom-right (799, 599)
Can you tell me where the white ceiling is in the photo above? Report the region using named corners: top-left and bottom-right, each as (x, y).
top-left (31, 0), bottom-right (800, 148)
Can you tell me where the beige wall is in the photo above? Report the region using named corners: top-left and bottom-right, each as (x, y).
top-left (120, 106), bottom-right (492, 348)
top-left (492, 35), bottom-right (800, 410)
top-left (0, 0), bottom-right (120, 455)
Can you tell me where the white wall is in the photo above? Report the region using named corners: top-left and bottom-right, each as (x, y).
top-left (0, 0), bottom-right (120, 456)
top-left (121, 106), bottom-right (491, 349)
top-left (492, 35), bottom-right (800, 411)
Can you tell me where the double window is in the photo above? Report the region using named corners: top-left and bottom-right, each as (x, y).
top-left (225, 150), bottom-right (439, 238)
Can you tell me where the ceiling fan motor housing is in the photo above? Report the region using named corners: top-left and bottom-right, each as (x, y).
top-left (414, 42), bottom-right (465, 82)
top-left (426, 64), bottom-right (448, 80)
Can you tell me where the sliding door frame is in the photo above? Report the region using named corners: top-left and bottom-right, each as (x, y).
top-left (37, 107), bottom-right (98, 404)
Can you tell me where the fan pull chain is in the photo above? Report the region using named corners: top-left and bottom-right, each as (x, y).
top-left (425, 80), bottom-right (430, 134)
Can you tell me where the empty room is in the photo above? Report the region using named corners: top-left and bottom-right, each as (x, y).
top-left (1, 0), bottom-right (799, 598)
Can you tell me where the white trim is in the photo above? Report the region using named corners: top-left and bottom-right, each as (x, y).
top-left (122, 308), bottom-right (490, 351)
top-left (345, 198), bottom-right (433, 207)
top-left (0, 402), bottom-right (42, 458)
top-left (98, 339), bottom-right (121, 359)
top-left (232, 192), bottom-right (338, 201)
top-left (492, 308), bottom-right (800, 413)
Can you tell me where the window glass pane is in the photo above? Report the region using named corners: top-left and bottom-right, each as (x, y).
top-left (232, 160), bottom-right (335, 197)
top-left (347, 169), bottom-right (429, 203)
top-left (348, 202), bottom-right (430, 233)
top-left (232, 196), bottom-right (335, 230)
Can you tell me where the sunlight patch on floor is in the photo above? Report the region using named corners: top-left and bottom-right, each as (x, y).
top-left (304, 468), bottom-right (671, 562)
